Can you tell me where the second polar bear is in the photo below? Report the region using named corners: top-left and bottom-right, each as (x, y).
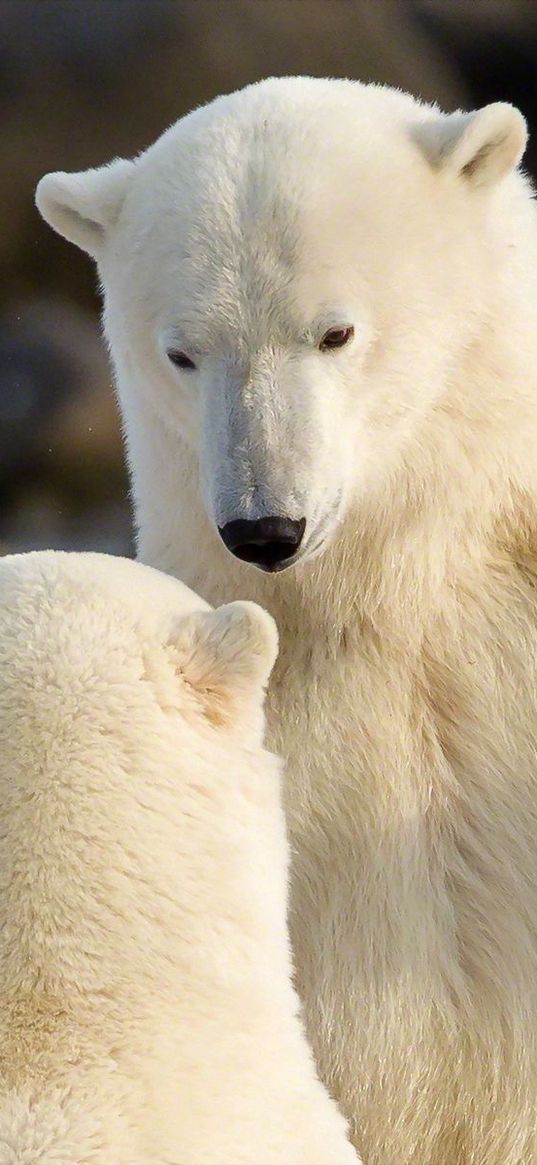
top-left (0, 551), bottom-right (358, 1165)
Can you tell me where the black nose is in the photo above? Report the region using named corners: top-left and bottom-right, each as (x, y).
top-left (218, 516), bottom-right (306, 571)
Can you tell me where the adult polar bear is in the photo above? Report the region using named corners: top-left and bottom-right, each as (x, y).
top-left (37, 77), bottom-right (537, 1164)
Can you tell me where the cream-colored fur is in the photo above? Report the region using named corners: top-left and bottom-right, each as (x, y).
top-left (36, 76), bottom-right (537, 1163)
top-left (0, 551), bottom-right (358, 1165)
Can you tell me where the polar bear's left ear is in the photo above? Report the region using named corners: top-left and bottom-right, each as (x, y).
top-left (35, 157), bottom-right (135, 258)
top-left (170, 602), bottom-right (278, 728)
top-left (415, 103), bottom-right (527, 188)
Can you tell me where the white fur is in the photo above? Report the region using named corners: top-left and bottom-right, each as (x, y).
top-left (0, 551), bottom-right (358, 1165)
top-left (36, 76), bottom-right (537, 1163)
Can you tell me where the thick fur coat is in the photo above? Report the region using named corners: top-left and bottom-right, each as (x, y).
top-left (0, 551), bottom-right (357, 1165)
top-left (37, 77), bottom-right (537, 1163)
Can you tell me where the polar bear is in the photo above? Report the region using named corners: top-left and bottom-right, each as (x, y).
top-left (0, 550), bottom-right (358, 1165)
top-left (36, 76), bottom-right (537, 1163)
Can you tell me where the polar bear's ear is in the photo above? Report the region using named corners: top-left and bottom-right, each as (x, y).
top-left (35, 158), bottom-right (135, 258)
top-left (415, 103), bottom-right (527, 188)
top-left (170, 602), bottom-right (278, 727)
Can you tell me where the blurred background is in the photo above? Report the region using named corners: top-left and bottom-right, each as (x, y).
top-left (1, 0), bottom-right (536, 556)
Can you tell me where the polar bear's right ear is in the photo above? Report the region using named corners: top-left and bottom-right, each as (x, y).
top-left (35, 158), bottom-right (135, 258)
top-left (415, 103), bottom-right (527, 188)
top-left (170, 602), bottom-right (278, 728)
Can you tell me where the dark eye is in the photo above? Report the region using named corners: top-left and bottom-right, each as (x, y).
top-left (167, 350), bottom-right (196, 370)
top-left (319, 325), bottom-right (354, 351)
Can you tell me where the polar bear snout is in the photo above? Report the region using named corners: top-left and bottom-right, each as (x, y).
top-left (218, 515), bottom-right (306, 572)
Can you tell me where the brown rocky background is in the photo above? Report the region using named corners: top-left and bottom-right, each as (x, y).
top-left (1, 0), bottom-right (536, 556)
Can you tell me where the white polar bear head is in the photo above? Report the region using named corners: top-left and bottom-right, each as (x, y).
top-left (36, 77), bottom-right (528, 572)
top-left (0, 551), bottom-right (278, 742)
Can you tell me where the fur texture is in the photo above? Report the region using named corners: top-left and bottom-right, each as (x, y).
top-left (36, 76), bottom-right (537, 1163)
top-left (0, 551), bottom-right (358, 1165)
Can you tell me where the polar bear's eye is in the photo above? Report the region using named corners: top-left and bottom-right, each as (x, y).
top-left (167, 350), bottom-right (197, 371)
top-left (319, 326), bottom-right (354, 351)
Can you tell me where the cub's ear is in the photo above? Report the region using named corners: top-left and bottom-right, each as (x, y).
top-left (170, 602), bottom-right (278, 728)
top-left (35, 157), bottom-right (135, 258)
top-left (415, 102), bottom-right (527, 188)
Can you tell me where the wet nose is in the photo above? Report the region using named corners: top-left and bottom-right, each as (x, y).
top-left (218, 516), bottom-right (306, 572)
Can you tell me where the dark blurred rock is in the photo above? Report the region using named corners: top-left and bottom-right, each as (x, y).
top-left (0, 317), bottom-right (71, 476)
top-left (0, 299), bottom-right (132, 556)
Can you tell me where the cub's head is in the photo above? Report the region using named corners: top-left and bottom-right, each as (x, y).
top-left (36, 77), bottom-right (528, 572)
top-left (0, 552), bottom-right (278, 748)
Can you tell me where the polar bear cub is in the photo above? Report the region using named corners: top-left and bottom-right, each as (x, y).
top-left (0, 551), bottom-right (358, 1165)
